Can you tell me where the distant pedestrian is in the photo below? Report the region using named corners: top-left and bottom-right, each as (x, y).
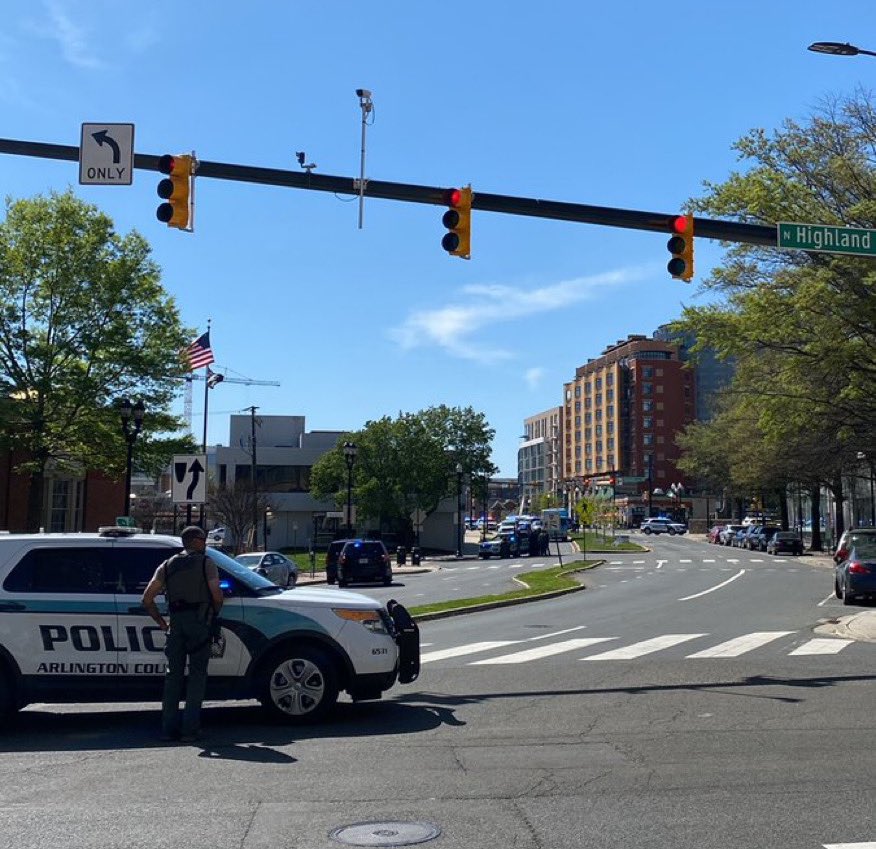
top-left (142, 525), bottom-right (224, 743)
top-left (540, 529), bottom-right (550, 556)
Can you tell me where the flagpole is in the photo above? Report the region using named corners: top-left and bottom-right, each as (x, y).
top-left (200, 319), bottom-right (211, 529)
top-left (202, 319), bottom-right (211, 453)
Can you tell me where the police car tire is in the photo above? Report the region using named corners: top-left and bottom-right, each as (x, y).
top-left (0, 665), bottom-right (15, 721)
top-left (260, 645), bottom-right (339, 723)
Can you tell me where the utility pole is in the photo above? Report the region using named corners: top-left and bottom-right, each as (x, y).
top-left (248, 406), bottom-right (259, 550)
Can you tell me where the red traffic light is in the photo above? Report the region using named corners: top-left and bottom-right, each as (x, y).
top-left (158, 154), bottom-right (178, 175)
top-left (444, 188), bottom-right (462, 207)
top-left (672, 215), bottom-right (691, 235)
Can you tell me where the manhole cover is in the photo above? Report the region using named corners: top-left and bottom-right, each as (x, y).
top-left (329, 821), bottom-right (441, 847)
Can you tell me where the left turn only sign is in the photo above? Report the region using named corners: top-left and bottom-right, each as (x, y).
top-left (79, 123), bottom-right (134, 185)
top-left (172, 454), bottom-right (207, 505)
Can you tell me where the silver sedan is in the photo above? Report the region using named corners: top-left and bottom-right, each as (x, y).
top-left (235, 551), bottom-right (299, 587)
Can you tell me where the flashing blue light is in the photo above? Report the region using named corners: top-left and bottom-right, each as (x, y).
top-left (219, 580), bottom-right (231, 591)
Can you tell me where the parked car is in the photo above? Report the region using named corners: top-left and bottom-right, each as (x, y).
top-left (337, 539), bottom-right (392, 587)
top-left (833, 528), bottom-right (876, 564)
top-left (324, 538), bottom-right (353, 585)
top-left (707, 524), bottom-right (726, 544)
top-left (206, 526), bottom-right (226, 546)
top-left (731, 526), bottom-right (750, 548)
top-left (720, 524), bottom-right (745, 545)
top-left (739, 525), bottom-right (765, 549)
top-left (750, 526), bottom-right (781, 551)
top-left (765, 531), bottom-right (804, 556)
top-left (235, 551), bottom-right (298, 587)
top-left (833, 530), bottom-right (876, 605)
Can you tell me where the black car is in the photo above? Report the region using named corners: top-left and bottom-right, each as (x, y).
top-left (337, 539), bottom-right (393, 587)
top-left (834, 531), bottom-right (876, 605)
top-left (765, 531), bottom-right (804, 556)
top-left (324, 538), bottom-right (353, 585)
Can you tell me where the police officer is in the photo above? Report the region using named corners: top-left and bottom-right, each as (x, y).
top-left (142, 525), bottom-right (223, 742)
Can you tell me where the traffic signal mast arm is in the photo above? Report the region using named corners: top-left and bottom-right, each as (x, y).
top-left (0, 136), bottom-right (777, 247)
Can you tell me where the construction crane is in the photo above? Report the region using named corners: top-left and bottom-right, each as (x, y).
top-left (182, 368), bottom-right (280, 433)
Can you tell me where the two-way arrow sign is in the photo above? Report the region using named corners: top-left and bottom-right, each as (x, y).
top-left (172, 454), bottom-right (207, 505)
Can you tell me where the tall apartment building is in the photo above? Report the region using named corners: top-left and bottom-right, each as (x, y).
top-left (653, 324), bottom-right (734, 421)
top-left (518, 406), bottom-right (563, 506)
top-left (562, 334), bottom-right (695, 489)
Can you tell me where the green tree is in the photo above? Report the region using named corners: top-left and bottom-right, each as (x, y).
top-left (674, 91), bottom-right (876, 545)
top-left (0, 190), bottom-right (191, 530)
top-left (310, 406), bottom-right (499, 543)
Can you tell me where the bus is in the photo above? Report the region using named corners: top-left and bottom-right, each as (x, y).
top-left (540, 508), bottom-right (571, 541)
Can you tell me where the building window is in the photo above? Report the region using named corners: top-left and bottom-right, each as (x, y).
top-left (607, 438), bottom-right (615, 450)
top-left (607, 405), bottom-right (614, 418)
top-left (575, 461), bottom-right (582, 472)
top-left (606, 373), bottom-right (614, 386)
top-left (575, 415), bottom-right (581, 426)
top-left (595, 377), bottom-right (602, 390)
top-left (585, 459), bottom-right (592, 471)
top-left (643, 366), bottom-right (653, 378)
top-left (585, 413), bottom-right (592, 424)
top-left (596, 393), bottom-right (602, 406)
top-left (574, 400), bottom-right (581, 412)
top-left (643, 400), bottom-right (653, 412)
top-left (642, 383), bottom-right (653, 396)
top-left (596, 425), bottom-right (603, 437)
top-left (585, 383), bottom-right (592, 395)
top-left (644, 434), bottom-right (653, 445)
top-left (643, 417), bottom-right (652, 430)
top-left (606, 389), bottom-right (614, 403)
top-left (575, 430), bottom-right (581, 442)
top-left (607, 421), bottom-right (614, 433)
top-left (585, 397), bottom-right (592, 409)
top-left (575, 446), bottom-right (581, 457)
top-left (607, 454), bottom-right (615, 467)
top-left (585, 428), bottom-right (592, 439)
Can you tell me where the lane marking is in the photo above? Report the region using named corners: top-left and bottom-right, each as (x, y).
top-left (655, 560), bottom-right (666, 569)
top-left (817, 592), bottom-right (836, 607)
top-left (790, 639), bottom-right (852, 655)
top-left (687, 631), bottom-right (793, 658)
top-left (471, 637), bottom-right (616, 665)
top-left (680, 559), bottom-right (692, 563)
top-left (678, 569), bottom-right (745, 601)
top-left (583, 633), bottom-right (706, 660)
top-left (421, 641), bottom-right (520, 663)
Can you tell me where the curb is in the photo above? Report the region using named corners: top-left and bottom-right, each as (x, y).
top-left (815, 610), bottom-right (876, 643)
top-left (410, 561), bottom-right (602, 621)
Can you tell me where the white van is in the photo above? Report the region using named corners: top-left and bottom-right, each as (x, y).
top-left (0, 528), bottom-right (419, 724)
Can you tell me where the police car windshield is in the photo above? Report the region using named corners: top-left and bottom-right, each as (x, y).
top-left (206, 547), bottom-right (282, 594)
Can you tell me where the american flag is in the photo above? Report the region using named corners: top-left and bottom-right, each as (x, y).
top-left (185, 332), bottom-right (215, 371)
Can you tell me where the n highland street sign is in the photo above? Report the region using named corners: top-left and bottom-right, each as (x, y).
top-left (777, 222), bottom-right (876, 256)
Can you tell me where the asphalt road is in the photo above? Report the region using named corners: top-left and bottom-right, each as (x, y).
top-left (0, 533), bottom-right (873, 849)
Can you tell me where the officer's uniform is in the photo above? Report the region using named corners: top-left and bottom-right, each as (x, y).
top-left (155, 551), bottom-right (218, 739)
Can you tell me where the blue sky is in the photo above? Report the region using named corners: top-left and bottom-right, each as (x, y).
top-left (0, 1), bottom-right (872, 475)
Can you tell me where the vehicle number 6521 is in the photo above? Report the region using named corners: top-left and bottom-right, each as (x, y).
top-left (371, 647), bottom-right (388, 655)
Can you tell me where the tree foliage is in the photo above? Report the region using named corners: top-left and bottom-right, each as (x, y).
top-left (0, 190), bottom-right (192, 529)
top-left (309, 405), bottom-right (498, 541)
top-left (672, 91), bottom-right (876, 543)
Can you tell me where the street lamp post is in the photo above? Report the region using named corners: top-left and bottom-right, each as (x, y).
top-left (455, 462), bottom-right (464, 558)
top-left (119, 398), bottom-right (145, 517)
top-left (343, 441), bottom-right (357, 537)
top-left (857, 452), bottom-right (876, 527)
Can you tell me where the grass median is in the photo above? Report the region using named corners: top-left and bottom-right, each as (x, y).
top-left (407, 559), bottom-right (598, 618)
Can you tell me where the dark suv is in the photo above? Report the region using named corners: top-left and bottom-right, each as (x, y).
top-left (324, 538), bottom-right (352, 585)
top-left (337, 540), bottom-right (392, 587)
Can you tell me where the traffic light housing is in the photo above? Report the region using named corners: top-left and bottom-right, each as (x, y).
top-left (667, 214), bottom-right (694, 281)
top-left (156, 154), bottom-right (193, 231)
top-left (441, 186), bottom-right (472, 259)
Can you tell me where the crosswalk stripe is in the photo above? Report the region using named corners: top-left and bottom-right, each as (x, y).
top-left (583, 634), bottom-right (706, 660)
top-left (789, 638), bottom-right (853, 655)
top-left (687, 631), bottom-right (793, 658)
top-left (470, 637), bottom-right (616, 665)
top-left (823, 842), bottom-right (876, 848)
top-left (421, 641), bottom-right (519, 663)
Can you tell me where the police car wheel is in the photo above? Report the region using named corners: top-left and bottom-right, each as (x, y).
top-left (261, 646), bottom-right (338, 722)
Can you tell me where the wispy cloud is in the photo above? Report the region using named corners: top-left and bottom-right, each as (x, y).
top-left (29, 1), bottom-right (104, 69)
top-left (388, 265), bottom-right (651, 363)
top-left (524, 367), bottom-right (545, 390)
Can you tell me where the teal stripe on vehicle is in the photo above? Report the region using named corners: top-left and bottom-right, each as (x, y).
top-left (244, 605), bottom-right (329, 639)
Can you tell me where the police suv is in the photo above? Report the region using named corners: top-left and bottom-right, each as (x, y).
top-left (0, 528), bottom-right (419, 723)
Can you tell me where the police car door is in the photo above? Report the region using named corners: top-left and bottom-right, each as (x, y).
top-left (0, 543), bottom-right (121, 682)
top-left (113, 544), bottom-right (244, 679)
